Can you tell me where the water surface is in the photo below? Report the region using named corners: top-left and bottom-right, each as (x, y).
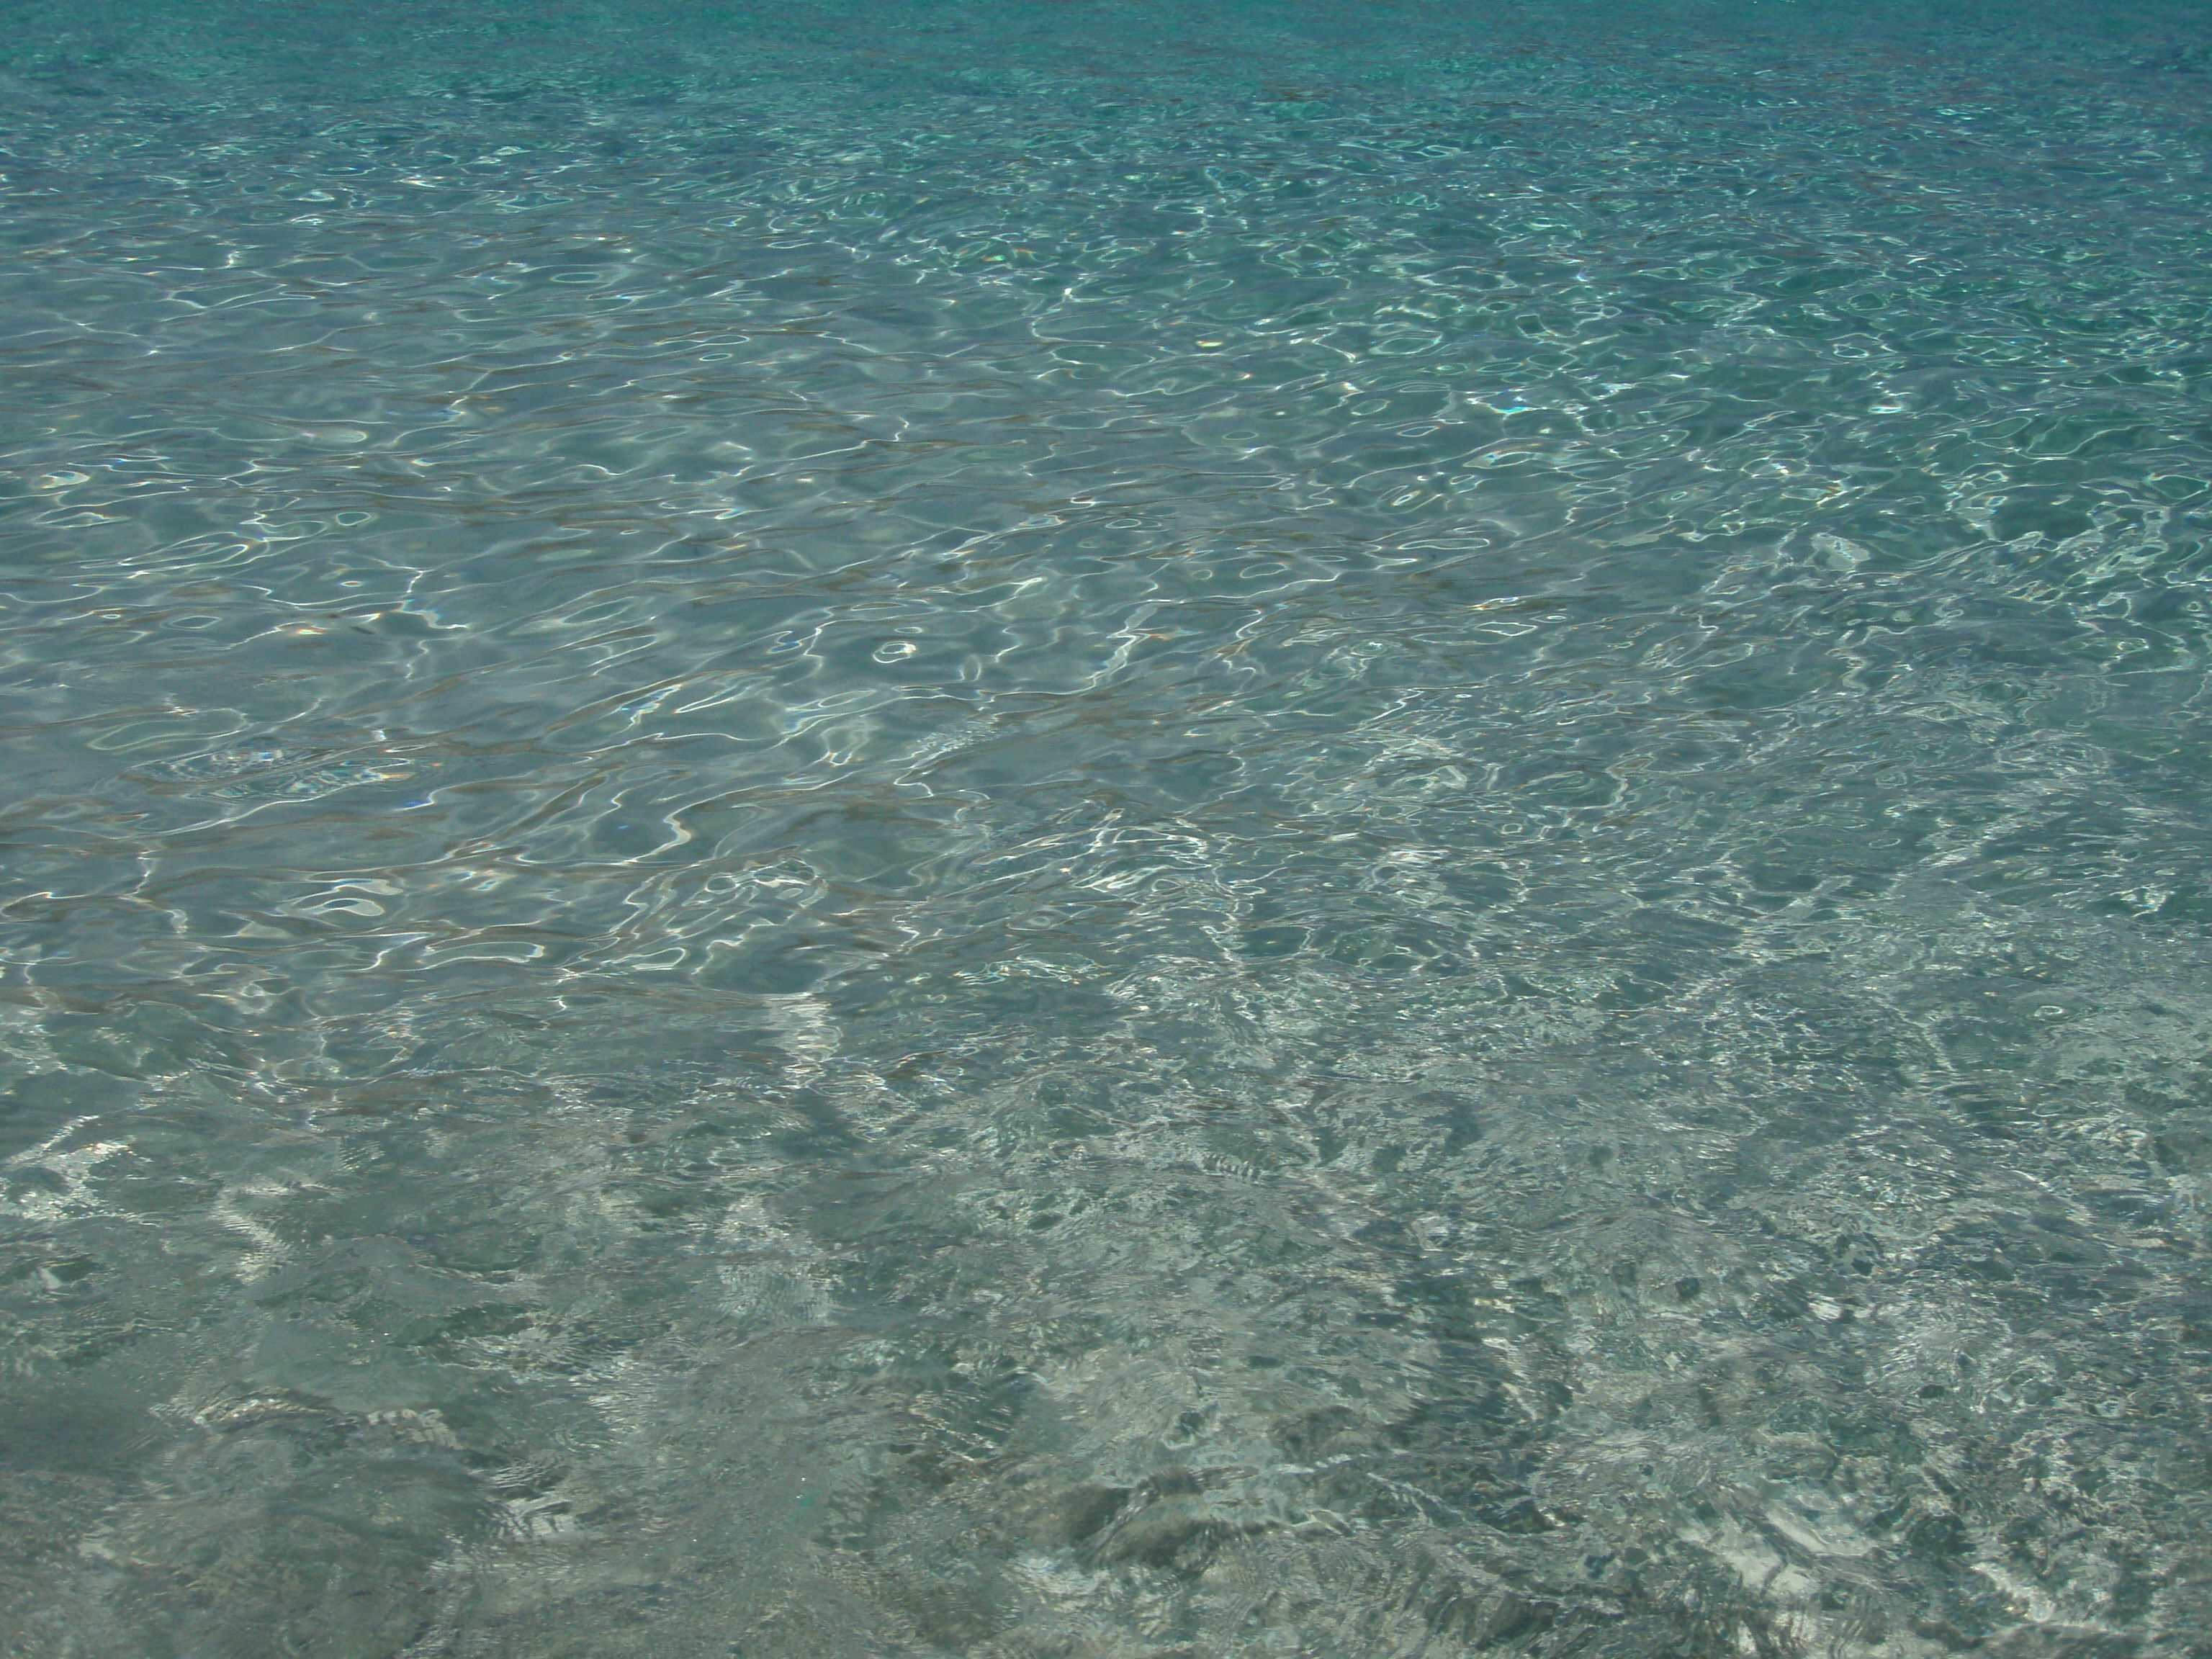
top-left (4, 2), bottom-right (2212, 1655)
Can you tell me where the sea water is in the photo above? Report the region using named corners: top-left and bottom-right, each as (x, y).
top-left (4, 1), bottom-right (2211, 1654)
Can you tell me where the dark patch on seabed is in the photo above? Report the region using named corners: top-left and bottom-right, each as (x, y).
top-left (4, 0), bottom-right (2212, 1654)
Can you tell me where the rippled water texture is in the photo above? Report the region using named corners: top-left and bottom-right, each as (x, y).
top-left (5, 1), bottom-right (2212, 1653)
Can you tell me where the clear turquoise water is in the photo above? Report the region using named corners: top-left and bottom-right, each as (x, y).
top-left (4, 2), bottom-right (2212, 1654)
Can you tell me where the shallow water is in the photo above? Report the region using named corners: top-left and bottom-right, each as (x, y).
top-left (4, 1), bottom-right (2212, 1654)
